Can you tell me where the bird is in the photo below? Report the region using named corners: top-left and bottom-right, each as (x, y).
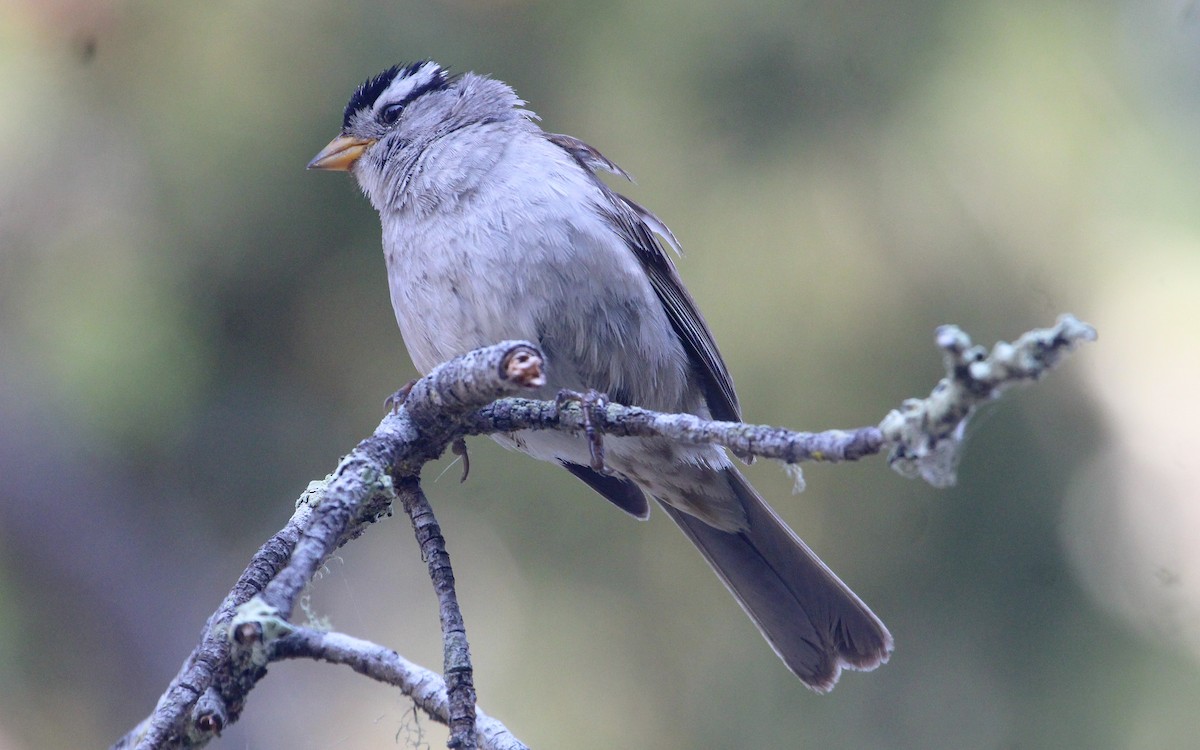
top-left (308, 60), bottom-right (892, 691)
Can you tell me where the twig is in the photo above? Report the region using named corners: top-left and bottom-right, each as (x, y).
top-left (879, 314), bottom-right (1097, 486)
top-left (466, 400), bottom-right (884, 464)
top-left (396, 479), bottom-right (477, 749)
top-left (272, 626), bottom-right (529, 750)
top-left (465, 315), bottom-right (1095, 490)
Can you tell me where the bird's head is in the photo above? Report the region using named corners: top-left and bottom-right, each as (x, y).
top-left (308, 61), bottom-right (528, 211)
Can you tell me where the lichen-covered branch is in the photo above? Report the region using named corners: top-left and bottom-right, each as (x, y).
top-left (111, 501), bottom-right (315, 749)
top-left (114, 341), bottom-right (544, 750)
top-left (395, 479), bottom-right (478, 749)
top-left (879, 314), bottom-right (1097, 487)
top-left (113, 318), bottom-right (1093, 750)
top-left (466, 398), bottom-right (885, 466)
top-left (272, 626), bottom-right (529, 750)
top-left (469, 316), bottom-right (1095, 489)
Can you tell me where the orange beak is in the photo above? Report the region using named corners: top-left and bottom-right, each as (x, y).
top-left (307, 135), bottom-right (376, 171)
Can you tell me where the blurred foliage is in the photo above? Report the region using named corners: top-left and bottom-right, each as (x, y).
top-left (2, 0), bottom-right (1199, 748)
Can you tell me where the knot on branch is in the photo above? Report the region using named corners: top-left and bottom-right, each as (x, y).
top-left (229, 597), bottom-right (294, 668)
top-left (499, 345), bottom-right (545, 388)
top-left (191, 688), bottom-right (227, 737)
top-left (403, 341), bottom-right (546, 430)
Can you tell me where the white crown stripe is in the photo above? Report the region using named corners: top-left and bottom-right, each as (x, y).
top-left (376, 62), bottom-right (443, 111)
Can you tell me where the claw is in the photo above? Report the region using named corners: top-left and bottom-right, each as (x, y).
top-left (556, 388), bottom-right (610, 473)
top-left (384, 378), bottom-right (419, 414)
top-left (452, 438), bottom-right (470, 483)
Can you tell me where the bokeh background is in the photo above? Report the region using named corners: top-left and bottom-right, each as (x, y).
top-left (2, 1), bottom-right (1199, 748)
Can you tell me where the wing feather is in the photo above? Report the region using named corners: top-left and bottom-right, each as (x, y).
top-left (546, 133), bottom-right (741, 422)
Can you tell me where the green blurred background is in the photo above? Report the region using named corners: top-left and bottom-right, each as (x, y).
top-left (2, 0), bottom-right (1199, 747)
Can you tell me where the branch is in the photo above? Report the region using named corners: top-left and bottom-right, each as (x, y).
top-left (879, 313), bottom-right (1097, 486)
top-left (115, 341), bottom-right (544, 750)
top-left (111, 501), bottom-right (315, 748)
top-left (114, 317), bottom-right (1094, 749)
top-left (272, 626), bottom-right (529, 750)
top-left (466, 315), bottom-right (1097, 488)
top-left (395, 479), bottom-right (477, 748)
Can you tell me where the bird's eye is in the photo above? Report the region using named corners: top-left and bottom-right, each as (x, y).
top-left (380, 102), bottom-right (403, 125)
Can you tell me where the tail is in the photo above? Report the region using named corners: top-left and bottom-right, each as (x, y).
top-left (657, 468), bottom-right (893, 692)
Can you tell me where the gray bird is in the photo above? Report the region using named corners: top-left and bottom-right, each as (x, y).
top-left (309, 61), bottom-right (892, 691)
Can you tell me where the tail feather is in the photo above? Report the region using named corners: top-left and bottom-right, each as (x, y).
top-left (658, 468), bottom-right (892, 691)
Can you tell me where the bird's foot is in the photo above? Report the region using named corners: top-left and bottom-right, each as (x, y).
top-left (384, 378), bottom-right (419, 414)
top-left (556, 389), bottom-right (610, 473)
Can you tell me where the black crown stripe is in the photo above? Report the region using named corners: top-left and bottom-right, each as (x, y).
top-left (342, 61), bottom-right (449, 130)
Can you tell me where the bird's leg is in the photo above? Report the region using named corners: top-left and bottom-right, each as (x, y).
top-left (556, 388), bottom-right (610, 473)
top-left (384, 378), bottom-right (419, 414)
